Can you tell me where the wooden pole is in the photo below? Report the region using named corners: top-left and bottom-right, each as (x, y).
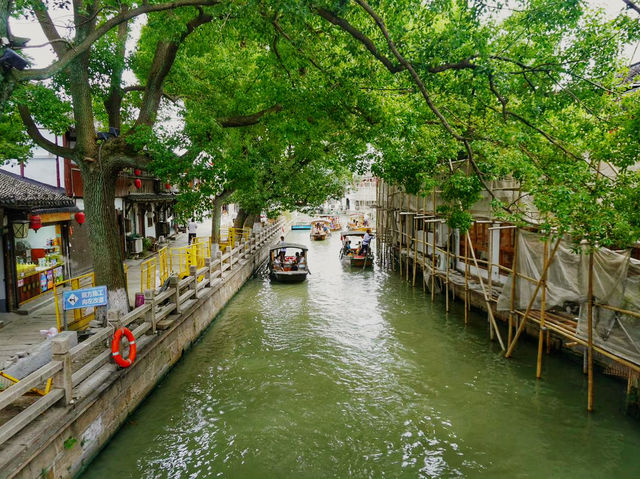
top-left (536, 239), bottom-right (549, 379)
top-left (587, 249), bottom-right (595, 412)
top-left (508, 228), bottom-right (519, 349)
top-left (466, 232), bottom-right (505, 350)
top-left (464, 232), bottom-right (469, 325)
top-left (412, 217), bottom-right (417, 286)
top-left (445, 230), bottom-right (450, 312)
top-left (431, 190), bottom-right (437, 301)
top-left (488, 224), bottom-right (494, 341)
top-left (505, 237), bottom-right (561, 358)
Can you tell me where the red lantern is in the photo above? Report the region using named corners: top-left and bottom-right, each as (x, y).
top-left (134, 169), bottom-right (142, 176)
top-left (165, 182), bottom-right (171, 190)
top-left (29, 214), bottom-right (42, 232)
top-left (134, 178), bottom-right (142, 189)
top-left (74, 211), bottom-right (86, 225)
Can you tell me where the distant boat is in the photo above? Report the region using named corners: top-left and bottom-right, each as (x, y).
top-left (268, 243), bottom-right (309, 283)
top-left (346, 213), bottom-right (372, 232)
top-left (310, 219), bottom-right (331, 241)
top-left (319, 214), bottom-right (342, 231)
top-left (291, 221), bottom-right (311, 230)
top-left (339, 230), bottom-right (374, 268)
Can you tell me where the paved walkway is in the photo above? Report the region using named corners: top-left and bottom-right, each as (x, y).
top-left (0, 215), bottom-right (229, 371)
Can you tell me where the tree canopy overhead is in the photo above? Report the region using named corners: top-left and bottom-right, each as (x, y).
top-left (1, 0), bottom-right (640, 305)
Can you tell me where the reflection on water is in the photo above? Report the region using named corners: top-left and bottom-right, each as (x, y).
top-left (82, 230), bottom-right (640, 479)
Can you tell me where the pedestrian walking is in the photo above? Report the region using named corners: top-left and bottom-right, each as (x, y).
top-left (188, 218), bottom-right (198, 244)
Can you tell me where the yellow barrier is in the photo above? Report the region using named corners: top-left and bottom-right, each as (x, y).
top-left (228, 227), bottom-right (251, 249)
top-left (0, 371), bottom-right (52, 396)
top-left (158, 246), bottom-right (169, 285)
top-left (53, 272), bottom-right (95, 331)
top-left (141, 256), bottom-right (157, 292)
top-left (218, 227), bottom-right (230, 249)
top-left (170, 244), bottom-right (196, 278)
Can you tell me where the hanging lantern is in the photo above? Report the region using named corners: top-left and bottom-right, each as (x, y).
top-left (165, 182), bottom-right (171, 190)
top-left (134, 178), bottom-right (142, 189)
top-left (134, 169), bottom-right (142, 176)
top-left (29, 214), bottom-right (42, 232)
top-left (12, 220), bottom-right (29, 239)
top-left (74, 211), bottom-right (86, 225)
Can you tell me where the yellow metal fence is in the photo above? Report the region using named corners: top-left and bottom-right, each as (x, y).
top-left (53, 272), bottom-right (95, 331)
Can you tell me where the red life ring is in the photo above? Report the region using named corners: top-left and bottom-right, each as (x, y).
top-left (111, 327), bottom-right (137, 368)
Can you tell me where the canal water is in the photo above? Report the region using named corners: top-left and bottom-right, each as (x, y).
top-left (81, 230), bottom-right (640, 479)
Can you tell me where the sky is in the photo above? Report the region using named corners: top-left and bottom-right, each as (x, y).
top-left (9, 1), bottom-right (640, 71)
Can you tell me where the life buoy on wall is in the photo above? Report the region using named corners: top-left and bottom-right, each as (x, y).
top-left (111, 327), bottom-right (137, 368)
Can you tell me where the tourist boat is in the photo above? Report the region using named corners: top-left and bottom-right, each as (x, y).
top-left (346, 213), bottom-right (372, 232)
top-left (310, 219), bottom-right (331, 241)
top-left (319, 214), bottom-right (342, 231)
top-left (268, 243), bottom-right (309, 283)
top-left (291, 221), bottom-right (311, 230)
top-left (339, 230), bottom-right (374, 268)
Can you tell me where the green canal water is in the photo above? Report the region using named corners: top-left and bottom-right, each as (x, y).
top-left (81, 230), bottom-right (640, 478)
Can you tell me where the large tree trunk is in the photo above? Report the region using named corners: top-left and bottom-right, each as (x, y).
top-left (210, 191), bottom-right (232, 243)
top-left (82, 165), bottom-right (129, 317)
top-left (243, 214), bottom-right (256, 228)
top-left (233, 208), bottom-right (248, 229)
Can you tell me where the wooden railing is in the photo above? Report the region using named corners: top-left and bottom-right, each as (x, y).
top-left (0, 220), bottom-right (285, 447)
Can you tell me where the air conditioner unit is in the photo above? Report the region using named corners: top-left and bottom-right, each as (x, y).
top-left (127, 237), bottom-right (143, 254)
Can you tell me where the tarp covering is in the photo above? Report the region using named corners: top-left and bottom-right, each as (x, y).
top-left (497, 231), bottom-right (640, 365)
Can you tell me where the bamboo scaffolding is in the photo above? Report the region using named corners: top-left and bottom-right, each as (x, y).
top-left (464, 235), bottom-right (469, 324)
top-left (412, 217), bottom-right (418, 287)
top-left (465, 232), bottom-right (505, 350)
top-left (509, 229), bottom-right (519, 349)
top-left (432, 191), bottom-right (437, 301)
top-left (446, 232), bottom-right (450, 312)
top-left (587, 250), bottom-right (595, 411)
top-left (536, 239), bottom-right (549, 379)
top-left (488, 224), bottom-right (495, 341)
top-left (505, 237), bottom-right (562, 358)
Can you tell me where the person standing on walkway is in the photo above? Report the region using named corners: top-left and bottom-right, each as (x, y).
top-left (188, 218), bottom-right (198, 244)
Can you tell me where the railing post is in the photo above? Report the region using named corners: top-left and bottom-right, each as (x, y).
top-left (144, 289), bottom-right (156, 334)
top-left (189, 265), bottom-right (198, 297)
top-left (217, 250), bottom-right (222, 277)
top-left (169, 276), bottom-right (180, 313)
top-left (205, 257), bottom-right (212, 284)
top-left (52, 331), bottom-right (75, 405)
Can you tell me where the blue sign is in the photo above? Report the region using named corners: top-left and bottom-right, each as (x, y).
top-left (63, 286), bottom-right (108, 310)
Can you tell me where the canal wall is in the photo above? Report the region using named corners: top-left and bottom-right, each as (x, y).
top-left (0, 221), bottom-right (285, 479)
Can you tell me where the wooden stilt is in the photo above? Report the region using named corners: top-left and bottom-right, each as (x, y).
top-left (445, 231), bottom-right (450, 312)
top-left (488, 224), bottom-right (495, 341)
top-left (536, 239), bottom-right (549, 379)
top-left (431, 191), bottom-right (437, 301)
top-left (505, 237), bottom-right (561, 358)
top-left (412, 217), bottom-right (417, 287)
top-left (466, 232), bottom-right (505, 350)
top-left (464, 233), bottom-right (469, 325)
top-left (587, 249), bottom-right (595, 412)
top-left (508, 228), bottom-right (519, 349)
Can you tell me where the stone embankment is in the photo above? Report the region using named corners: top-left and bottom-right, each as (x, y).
top-left (0, 220), bottom-right (285, 479)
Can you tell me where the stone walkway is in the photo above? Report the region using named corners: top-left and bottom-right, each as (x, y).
top-left (0, 215), bottom-right (230, 371)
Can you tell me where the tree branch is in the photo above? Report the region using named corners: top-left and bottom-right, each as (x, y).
top-left (17, 105), bottom-right (76, 158)
top-left (217, 104), bottom-right (283, 127)
top-left (623, 0), bottom-right (640, 15)
top-left (31, 0), bottom-right (69, 58)
top-left (135, 8), bottom-right (213, 127)
top-left (14, 0), bottom-right (221, 82)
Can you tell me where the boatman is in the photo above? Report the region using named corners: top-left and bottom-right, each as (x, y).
top-left (361, 229), bottom-right (372, 256)
top-left (279, 236), bottom-right (287, 262)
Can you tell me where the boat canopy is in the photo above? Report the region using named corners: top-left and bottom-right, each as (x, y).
top-left (311, 218), bottom-right (332, 224)
top-left (269, 242), bottom-right (308, 252)
top-left (341, 230), bottom-right (371, 237)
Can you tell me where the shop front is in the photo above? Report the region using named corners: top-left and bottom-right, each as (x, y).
top-left (0, 171), bottom-right (77, 311)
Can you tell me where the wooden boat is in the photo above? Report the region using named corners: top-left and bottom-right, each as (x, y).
top-left (319, 215), bottom-right (342, 231)
top-left (310, 219), bottom-right (331, 241)
top-left (339, 230), bottom-right (374, 268)
top-left (268, 243), bottom-right (309, 283)
top-left (346, 213), bottom-right (372, 232)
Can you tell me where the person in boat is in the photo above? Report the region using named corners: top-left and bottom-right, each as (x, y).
top-left (298, 251), bottom-right (307, 269)
top-left (361, 229), bottom-right (372, 256)
top-left (273, 256), bottom-right (282, 271)
top-left (323, 224), bottom-right (329, 234)
top-left (278, 236), bottom-right (287, 261)
top-left (291, 252), bottom-right (300, 271)
top-left (343, 240), bottom-right (352, 256)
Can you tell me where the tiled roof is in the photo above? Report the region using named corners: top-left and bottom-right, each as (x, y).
top-left (0, 170), bottom-right (74, 209)
top-left (123, 193), bottom-right (176, 203)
